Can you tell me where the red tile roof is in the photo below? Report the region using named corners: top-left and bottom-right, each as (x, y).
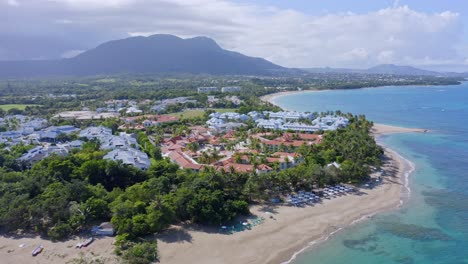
top-left (124, 114), bottom-right (179, 123)
top-left (266, 157), bottom-right (287, 163)
top-left (238, 149), bottom-right (259, 154)
top-left (218, 163), bottom-right (254, 173)
top-left (257, 164), bottom-right (273, 171)
top-left (168, 151), bottom-right (203, 171)
top-left (273, 152), bottom-right (301, 158)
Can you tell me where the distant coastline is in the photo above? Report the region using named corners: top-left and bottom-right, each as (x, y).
top-left (260, 82), bottom-right (465, 109)
top-left (260, 90), bottom-right (321, 108)
top-left (260, 89), bottom-right (429, 134)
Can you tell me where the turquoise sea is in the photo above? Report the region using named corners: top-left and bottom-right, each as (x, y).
top-left (273, 83), bottom-right (468, 264)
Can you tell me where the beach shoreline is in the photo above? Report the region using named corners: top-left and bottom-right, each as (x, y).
top-left (0, 143), bottom-right (413, 264)
top-left (155, 144), bottom-right (411, 264)
top-left (261, 90), bottom-right (429, 134)
top-left (260, 90), bottom-right (318, 108)
top-left (0, 90), bottom-right (422, 264)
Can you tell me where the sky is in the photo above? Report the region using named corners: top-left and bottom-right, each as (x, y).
top-left (2, 0), bottom-right (468, 71)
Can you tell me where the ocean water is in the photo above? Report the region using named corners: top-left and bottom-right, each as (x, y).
top-left (273, 83), bottom-right (468, 264)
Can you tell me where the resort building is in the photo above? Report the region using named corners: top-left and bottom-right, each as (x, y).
top-left (197, 87), bottom-right (219, 93)
top-left (255, 114), bottom-right (349, 133)
top-left (251, 132), bottom-right (322, 152)
top-left (265, 111), bottom-right (315, 121)
top-left (312, 115), bottom-right (350, 130)
top-left (256, 164), bottom-right (273, 174)
top-left (100, 132), bottom-right (138, 150)
top-left (53, 111), bottom-right (119, 120)
top-left (224, 96), bottom-right (243, 105)
top-left (208, 112), bottom-right (249, 122)
top-left (103, 148), bottom-right (151, 170)
top-left (247, 111), bottom-right (265, 121)
top-left (167, 151), bottom-right (203, 171)
top-left (79, 126), bottom-right (113, 140)
top-left (151, 97), bottom-right (197, 113)
top-left (18, 145), bottom-right (70, 166)
top-left (221, 86), bottom-right (242, 93)
top-left (125, 106), bottom-right (143, 115)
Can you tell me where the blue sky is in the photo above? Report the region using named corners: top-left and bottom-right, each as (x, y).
top-left (237, 0), bottom-right (466, 16)
top-left (1, 0), bottom-right (468, 71)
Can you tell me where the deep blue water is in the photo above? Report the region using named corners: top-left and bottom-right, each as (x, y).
top-left (274, 83), bottom-right (468, 264)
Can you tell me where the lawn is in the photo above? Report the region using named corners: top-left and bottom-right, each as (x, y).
top-left (0, 104), bottom-right (39, 111)
top-left (167, 108), bottom-right (238, 119)
top-left (95, 78), bottom-right (117, 83)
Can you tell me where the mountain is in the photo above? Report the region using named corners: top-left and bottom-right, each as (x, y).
top-left (0, 34), bottom-right (284, 78)
top-left (303, 64), bottom-right (468, 77)
top-left (365, 64), bottom-right (440, 76)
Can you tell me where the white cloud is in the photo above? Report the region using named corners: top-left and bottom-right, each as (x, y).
top-left (51, 0), bottom-right (134, 9)
top-left (55, 19), bottom-right (73, 24)
top-left (61, 49), bottom-right (84, 58)
top-left (6, 0), bottom-right (19, 6)
top-left (1, 0), bottom-right (467, 69)
top-left (377, 50), bottom-right (395, 63)
top-left (226, 5), bottom-right (462, 68)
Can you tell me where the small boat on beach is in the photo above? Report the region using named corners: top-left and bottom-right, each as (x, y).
top-left (76, 237), bottom-right (94, 248)
top-left (32, 245), bottom-right (44, 256)
top-left (82, 237), bottom-right (94, 247)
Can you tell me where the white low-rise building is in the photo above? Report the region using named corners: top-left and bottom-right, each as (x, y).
top-left (281, 122), bottom-right (320, 132)
top-left (100, 132), bottom-right (138, 150)
top-left (209, 112), bottom-right (249, 122)
top-left (18, 145), bottom-right (69, 165)
top-left (80, 126), bottom-right (113, 140)
top-left (256, 119), bottom-right (283, 130)
top-left (197, 87), bottom-right (219, 93)
top-left (103, 148), bottom-right (151, 170)
top-left (126, 106), bottom-right (143, 115)
top-left (255, 113), bottom-right (349, 133)
top-left (265, 111), bottom-right (314, 121)
top-left (221, 86), bottom-right (241, 93)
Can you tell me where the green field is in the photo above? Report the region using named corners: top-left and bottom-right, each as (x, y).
top-left (0, 104), bottom-right (39, 111)
top-left (168, 108), bottom-right (238, 119)
top-left (95, 78), bottom-right (117, 83)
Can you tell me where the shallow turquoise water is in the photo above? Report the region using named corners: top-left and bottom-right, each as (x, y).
top-left (274, 83), bottom-right (468, 264)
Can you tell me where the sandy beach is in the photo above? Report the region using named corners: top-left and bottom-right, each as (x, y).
top-left (260, 90), bottom-right (318, 107)
top-left (0, 90), bottom-right (421, 264)
top-left (154, 94), bottom-right (422, 264)
top-left (0, 139), bottom-right (413, 264)
top-left (0, 234), bottom-right (118, 264)
top-left (372, 123), bottom-right (427, 135)
top-left (155, 144), bottom-right (410, 264)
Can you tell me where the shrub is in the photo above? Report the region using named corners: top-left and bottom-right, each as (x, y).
top-left (48, 222), bottom-right (73, 241)
top-left (121, 241), bottom-right (158, 264)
